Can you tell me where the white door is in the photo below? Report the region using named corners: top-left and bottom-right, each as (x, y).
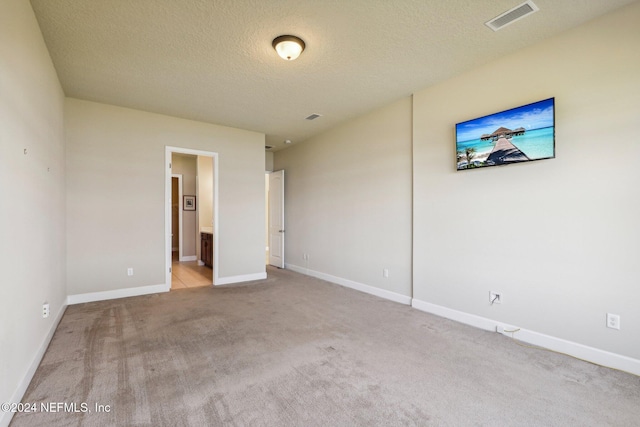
top-left (268, 170), bottom-right (285, 268)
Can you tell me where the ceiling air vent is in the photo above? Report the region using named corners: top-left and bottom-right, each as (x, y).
top-left (265, 146), bottom-right (273, 150)
top-left (305, 113), bottom-right (322, 121)
top-left (485, 1), bottom-right (539, 31)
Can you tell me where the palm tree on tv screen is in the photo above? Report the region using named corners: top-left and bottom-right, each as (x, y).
top-left (465, 147), bottom-right (476, 167)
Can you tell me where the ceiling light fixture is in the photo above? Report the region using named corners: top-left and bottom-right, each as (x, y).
top-left (272, 35), bottom-right (305, 61)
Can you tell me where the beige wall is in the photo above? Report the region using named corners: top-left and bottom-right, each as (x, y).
top-left (172, 154), bottom-right (197, 257)
top-left (274, 98), bottom-right (413, 298)
top-left (0, 0), bottom-right (66, 422)
top-left (197, 155), bottom-right (214, 260)
top-left (412, 2), bottom-right (640, 359)
top-left (65, 99), bottom-right (266, 295)
top-left (197, 157), bottom-right (214, 231)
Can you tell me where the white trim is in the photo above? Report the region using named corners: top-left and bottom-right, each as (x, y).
top-left (411, 298), bottom-right (640, 377)
top-left (166, 147), bottom-right (220, 286)
top-left (286, 263), bottom-right (412, 305)
top-left (215, 272), bottom-right (267, 285)
top-left (67, 283), bottom-right (168, 305)
top-left (411, 299), bottom-right (497, 331)
top-left (1, 303), bottom-right (66, 427)
top-left (180, 255), bottom-right (197, 262)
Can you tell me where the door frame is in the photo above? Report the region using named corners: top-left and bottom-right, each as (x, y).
top-left (171, 174), bottom-right (183, 260)
top-left (165, 146), bottom-right (219, 289)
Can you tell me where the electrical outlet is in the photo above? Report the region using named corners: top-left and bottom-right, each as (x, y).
top-left (383, 268), bottom-right (389, 278)
top-left (42, 303), bottom-right (50, 318)
top-left (606, 313), bottom-right (620, 330)
top-left (489, 291), bottom-right (502, 304)
top-left (303, 253), bottom-right (308, 260)
top-left (127, 268), bottom-right (134, 276)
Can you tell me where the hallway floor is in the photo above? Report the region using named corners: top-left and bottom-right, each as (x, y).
top-left (171, 251), bottom-right (212, 289)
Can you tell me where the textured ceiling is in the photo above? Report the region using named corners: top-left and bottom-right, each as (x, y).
top-left (30, 0), bottom-right (635, 150)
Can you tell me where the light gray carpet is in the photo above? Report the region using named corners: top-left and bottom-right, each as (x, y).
top-left (11, 267), bottom-right (640, 426)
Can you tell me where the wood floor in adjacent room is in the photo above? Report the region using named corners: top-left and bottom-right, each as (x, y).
top-left (171, 251), bottom-right (212, 289)
top-left (11, 267), bottom-right (640, 426)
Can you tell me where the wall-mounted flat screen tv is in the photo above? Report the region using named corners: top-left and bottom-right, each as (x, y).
top-left (456, 98), bottom-right (555, 171)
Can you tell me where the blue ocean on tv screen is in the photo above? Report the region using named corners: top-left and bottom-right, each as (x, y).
top-left (511, 126), bottom-right (554, 159)
top-left (458, 127), bottom-right (554, 160)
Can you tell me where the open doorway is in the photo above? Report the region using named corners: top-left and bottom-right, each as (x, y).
top-left (166, 147), bottom-right (219, 290)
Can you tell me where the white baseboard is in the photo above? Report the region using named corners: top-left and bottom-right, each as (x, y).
top-left (1, 302), bottom-right (66, 427)
top-left (67, 283), bottom-right (168, 305)
top-left (215, 272), bottom-right (267, 285)
top-left (411, 298), bottom-right (640, 377)
top-left (197, 260), bottom-right (205, 266)
top-left (411, 299), bottom-right (498, 331)
top-left (180, 255), bottom-right (197, 262)
top-left (285, 263), bottom-right (412, 305)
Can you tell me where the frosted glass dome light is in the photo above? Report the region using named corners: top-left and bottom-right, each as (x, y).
top-left (272, 35), bottom-right (305, 61)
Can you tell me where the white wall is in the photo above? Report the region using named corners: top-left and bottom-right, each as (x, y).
top-left (274, 98), bottom-right (413, 300)
top-left (65, 99), bottom-right (266, 296)
top-left (412, 2), bottom-right (640, 360)
top-left (0, 1), bottom-right (66, 425)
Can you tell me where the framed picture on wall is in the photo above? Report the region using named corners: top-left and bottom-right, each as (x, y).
top-left (183, 195), bottom-right (196, 211)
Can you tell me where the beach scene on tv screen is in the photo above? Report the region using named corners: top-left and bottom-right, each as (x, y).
top-left (456, 98), bottom-right (555, 170)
